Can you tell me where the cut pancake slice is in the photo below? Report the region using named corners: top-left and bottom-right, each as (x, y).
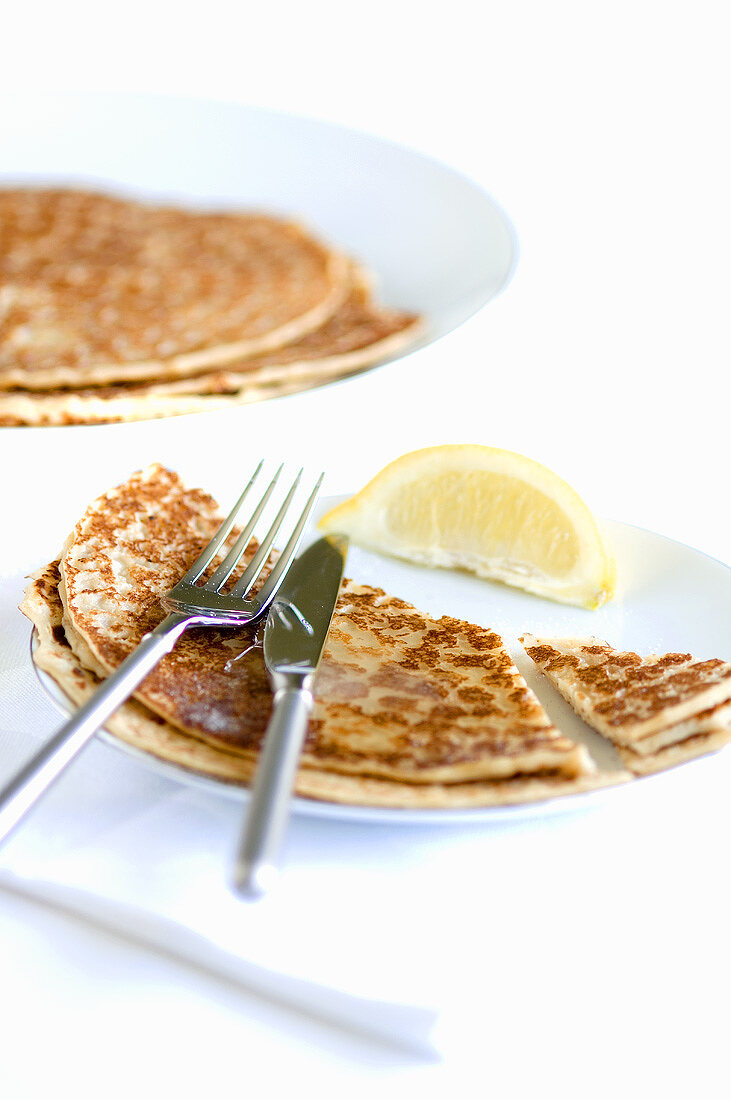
top-left (23, 561), bottom-right (616, 808)
top-left (0, 188), bottom-right (352, 389)
top-left (298, 580), bottom-right (592, 783)
top-left (616, 729), bottom-right (731, 776)
top-left (55, 464), bottom-right (594, 787)
top-left (521, 634), bottom-right (731, 773)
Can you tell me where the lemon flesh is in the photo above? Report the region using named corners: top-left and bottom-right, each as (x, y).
top-left (318, 445), bottom-right (615, 608)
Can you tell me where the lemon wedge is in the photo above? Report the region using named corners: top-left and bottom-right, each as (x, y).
top-left (318, 445), bottom-right (615, 608)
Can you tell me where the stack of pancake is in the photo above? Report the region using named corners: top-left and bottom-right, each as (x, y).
top-left (21, 464), bottom-right (621, 809)
top-left (522, 635), bottom-right (731, 775)
top-left (0, 188), bottom-right (422, 426)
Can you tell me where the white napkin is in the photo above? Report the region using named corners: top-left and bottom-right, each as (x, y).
top-left (3, 565), bottom-right (728, 1061)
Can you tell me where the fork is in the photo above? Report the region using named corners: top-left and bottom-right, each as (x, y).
top-left (0, 462), bottom-right (322, 848)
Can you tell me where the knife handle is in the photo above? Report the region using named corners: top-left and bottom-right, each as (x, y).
top-left (234, 685), bottom-right (313, 899)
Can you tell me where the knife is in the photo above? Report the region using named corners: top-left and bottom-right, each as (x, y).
top-left (233, 534), bottom-right (348, 898)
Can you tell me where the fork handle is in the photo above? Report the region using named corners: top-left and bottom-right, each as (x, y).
top-left (234, 685), bottom-right (313, 898)
top-left (0, 612), bottom-right (190, 848)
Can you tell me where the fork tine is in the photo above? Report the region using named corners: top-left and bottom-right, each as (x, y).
top-left (204, 465), bottom-right (285, 591)
top-left (179, 460), bottom-right (265, 586)
top-left (228, 470), bottom-right (303, 597)
top-left (238, 473), bottom-right (325, 605)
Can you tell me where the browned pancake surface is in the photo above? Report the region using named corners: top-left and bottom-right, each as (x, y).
top-left (521, 634), bottom-right (731, 748)
top-left (58, 465), bottom-right (590, 783)
top-left (0, 188), bottom-right (349, 389)
top-left (23, 562), bottom-right (619, 807)
top-left (62, 280), bottom-right (421, 397)
top-left (0, 280), bottom-right (422, 425)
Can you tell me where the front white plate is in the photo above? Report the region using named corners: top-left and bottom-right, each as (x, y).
top-left (33, 504), bottom-right (731, 824)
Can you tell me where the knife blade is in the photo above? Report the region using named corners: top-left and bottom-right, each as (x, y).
top-left (233, 534), bottom-right (348, 898)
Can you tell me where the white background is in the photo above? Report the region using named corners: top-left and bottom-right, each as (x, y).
top-left (1, 2), bottom-right (730, 1097)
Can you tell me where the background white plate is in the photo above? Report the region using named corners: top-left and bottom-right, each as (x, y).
top-left (0, 95), bottom-right (517, 583)
top-left (32, 503), bottom-right (731, 825)
top-left (0, 92), bottom-right (516, 357)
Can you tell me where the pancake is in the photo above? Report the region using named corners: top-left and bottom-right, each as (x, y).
top-left (0, 280), bottom-right (422, 426)
top-left (57, 464), bottom-right (592, 784)
top-left (625, 699), bottom-right (731, 756)
top-left (23, 561), bottom-right (620, 807)
top-left (0, 375), bottom-right (321, 427)
top-left (0, 187), bottom-right (351, 389)
top-left (62, 275), bottom-right (421, 397)
top-left (616, 729), bottom-right (731, 776)
top-left (521, 635), bottom-right (731, 763)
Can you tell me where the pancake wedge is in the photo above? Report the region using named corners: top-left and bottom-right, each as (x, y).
top-left (521, 634), bottom-right (731, 772)
top-left (56, 464), bottom-right (593, 785)
top-left (0, 187), bottom-right (350, 389)
top-left (23, 562), bottom-right (619, 807)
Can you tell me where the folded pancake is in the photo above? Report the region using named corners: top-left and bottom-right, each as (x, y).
top-left (0, 277), bottom-right (422, 426)
top-left (23, 561), bottom-right (618, 807)
top-left (521, 634), bottom-right (731, 772)
top-left (0, 187), bottom-right (351, 390)
top-left (55, 464), bottom-right (592, 785)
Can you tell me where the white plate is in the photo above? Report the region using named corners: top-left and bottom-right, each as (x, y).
top-left (32, 503), bottom-right (731, 825)
top-left (0, 92), bottom-right (516, 360)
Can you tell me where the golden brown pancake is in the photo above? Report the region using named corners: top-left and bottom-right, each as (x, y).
top-left (615, 730), bottom-right (731, 776)
top-left (0, 375), bottom-right (326, 427)
top-left (63, 277), bottom-right (421, 397)
top-left (521, 634), bottom-right (731, 770)
top-left (0, 279), bottom-right (422, 426)
top-left (23, 561), bottom-right (619, 807)
top-left (55, 464), bottom-right (592, 785)
top-left (0, 187), bottom-right (351, 389)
